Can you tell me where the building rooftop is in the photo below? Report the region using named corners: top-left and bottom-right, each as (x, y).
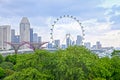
top-left (20, 17), bottom-right (30, 24)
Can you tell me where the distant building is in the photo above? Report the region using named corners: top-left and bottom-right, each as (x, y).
top-left (66, 34), bottom-right (72, 47)
top-left (61, 44), bottom-right (66, 49)
top-left (96, 41), bottom-right (102, 49)
top-left (30, 28), bottom-right (33, 42)
top-left (14, 35), bottom-right (20, 43)
top-left (0, 25), bottom-right (11, 50)
top-left (54, 40), bottom-right (60, 48)
top-left (11, 29), bottom-right (15, 43)
top-left (20, 17), bottom-right (30, 49)
top-left (38, 36), bottom-right (41, 43)
top-left (76, 35), bottom-right (82, 46)
top-left (84, 42), bottom-right (91, 49)
top-left (92, 45), bottom-right (97, 49)
top-left (91, 41), bottom-right (102, 50)
top-left (33, 33), bottom-right (38, 43)
top-left (72, 41), bottom-right (75, 46)
top-left (48, 43), bottom-right (53, 48)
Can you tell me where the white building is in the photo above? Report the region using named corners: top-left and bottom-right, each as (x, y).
top-left (20, 17), bottom-right (30, 49)
top-left (0, 25), bottom-right (11, 50)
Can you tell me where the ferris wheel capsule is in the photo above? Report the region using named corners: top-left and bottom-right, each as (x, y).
top-left (71, 16), bottom-right (73, 18)
top-left (82, 30), bottom-right (85, 32)
top-left (77, 20), bottom-right (79, 22)
top-left (74, 17), bottom-right (76, 20)
top-left (83, 33), bottom-right (85, 36)
top-left (67, 15), bottom-right (69, 17)
top-left (60, 16), bottom-right (62, 18)
top-left (54, 21), bottom-right (56, 24)
top-left (63, 15), bottom-right (66, 17)
top-left (81, 26), bottom-right (84, 28)
top-left (50, 32), bottom-right (52, 35)
top-left (57, 18), bottom-right (59, 21)
top-left (79, 22), bottom-right (82, 27)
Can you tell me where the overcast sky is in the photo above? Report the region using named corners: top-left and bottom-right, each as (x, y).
top-left (0, 0), bottom-right (120, 47)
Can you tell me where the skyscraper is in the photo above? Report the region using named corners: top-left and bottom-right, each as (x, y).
top-left (47, 43), bottom-right (53, 48)
top-left (30, 28), bottom-right (33, 42)
top-left (76, 35), bottom-right (82, 46)
top-left (0, 25), bottom-right (11, 50)
top-left (11, 29), bottom-right (15, 43)
top-left (84, 42), bottom-right (91, 49)
top-left (14, 35), bottom-right (20, 43)
top-left (38, 36), bottom-right (41, 43)
top-left (66, 34), bottom-right (72, 47)
top-left (54, 39), bottom-right (60, 48)
top-left (20, 17), bottom-right (30, 49)
top-left (96, 41), bottom-right (102, 49)
top-left (33, 33), bottom-right (38, 43)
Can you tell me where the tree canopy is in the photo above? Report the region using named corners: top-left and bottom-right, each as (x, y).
top-left (0, 46), bottom-right (120, 80)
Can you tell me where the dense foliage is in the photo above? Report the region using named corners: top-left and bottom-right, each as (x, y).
top-left (0, 54), bottom-right (3, 63)
top-left (111, 50), bottom-right (120, 56)
top-left (0, 46), bottom-right (120, 80)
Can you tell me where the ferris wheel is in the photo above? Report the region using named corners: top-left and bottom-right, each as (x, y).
top-left (50, 15), bottom-right (85, 48)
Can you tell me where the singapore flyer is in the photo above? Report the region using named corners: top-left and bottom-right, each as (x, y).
top-left (50, 15), bottom-right (85, 48)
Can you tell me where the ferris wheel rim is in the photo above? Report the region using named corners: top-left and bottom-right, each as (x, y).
top-left (50, 15), bottom-right (85, 45)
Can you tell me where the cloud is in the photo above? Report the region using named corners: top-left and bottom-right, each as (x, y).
top-left (31, 25), bottom-right (50, 42)
top-left (0, 0), bottom-right (103, 18)
top-left (100, 1), bottom-right (120, 30)
top-left (100, 30), bottom-right (120, 47)
top-left (100, 0), bottom-right (120, 8)
top-left (104, 6), bottom-right (120, 30)
top-left (84, 29), bottom-right (120, 47)
top-left (0, 16), bottom-right (21, 33)
top-left (0, 0), bottom-right (12, 4)
top-left (81, 18), bottom-right (120, 47)
top-left (82, 18), bottom-right (111, 35)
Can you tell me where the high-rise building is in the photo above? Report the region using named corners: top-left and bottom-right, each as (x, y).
top-left (38, 36), bottom-right (41, 43)
top-left (96, 41), bottom-right (102, 49)
top-left (11, 29), bottom-right (15, 43)
top-left (76, 35), bottom-right (82, 46)
top-left (20, 17), bottom-right (30, 49)
top-left (92, 45), bottom-right (97, 49)
top-left (47, 43), bottom-right (52, 48)
top-left (0, 25), bottom-right (11, 50)
top-left (72, 41), bottom-right (75, 46)
top-left (61, 44), bottom-right (66, 49)
top-left (33, 33), bottom-right (38, 43)
top-left (30, 28), bottom-right (33, 42)
top-left (14, 35), bottom-right (20, 43)
top-left (54, 39), bottom-right (60, 48)
top-left (66, 34), bottom-right (72, 47)
top-left (84, 42), bottom-right (91, 49)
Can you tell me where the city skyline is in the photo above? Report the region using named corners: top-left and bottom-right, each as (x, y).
top-left (0, 21), bottom-right (112, 50)
top-left (0, 0), bottom-right (120, 47)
